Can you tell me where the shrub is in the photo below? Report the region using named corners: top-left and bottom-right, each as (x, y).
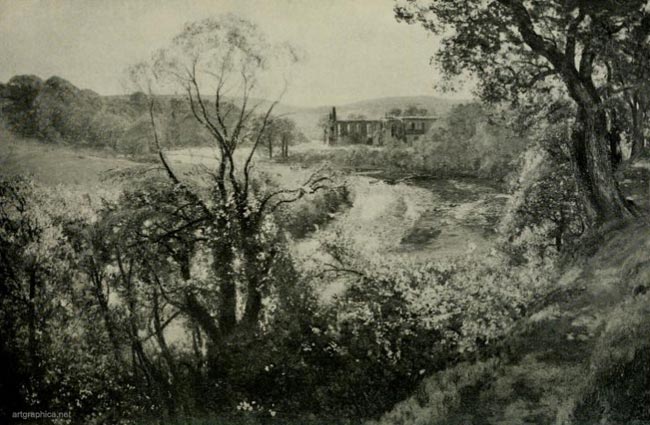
top-left (499, 124), bottom-right (586, 261)
top-left (286, 231), bottom-right (557, 419)
top-left (279, 184), bottom-right (352, 238)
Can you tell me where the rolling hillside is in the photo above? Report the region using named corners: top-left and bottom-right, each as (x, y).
top-left (278, 96), bottom-right (471, 140)
top-left (157, 94), bottom-right (471, 140)
top-left (1, 74), bottom-right (472, 146)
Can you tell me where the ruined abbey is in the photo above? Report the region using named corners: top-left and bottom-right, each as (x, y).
top-left (324, 107), bottom-right (437, 146)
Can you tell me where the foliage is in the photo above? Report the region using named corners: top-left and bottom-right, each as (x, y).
top-left (0, 177), bottom-right (144, 424)
top-left (369, 358), bottom-right (501, 425)
top-left (0, 166), bottom-right (560, 424)
top-left (291, 103), bottom-right (527, 181)
top-left (31, 76), bottom-right (104, 144)
top-left (395, 0), bottom-right (648, 221)
top-left (277, 184), bottom-right (352, 238)
top-left (251, 116), bottom-right (304, 159)
top-left (499, 121), bottom-right (587, 259)
top-left (0, 74), bottom-right (219, 154)
top-left (367, 218), bottom-right (650, 425)
top-left (423, 103), bottom-right (527, 179)
top-left (287, 230), bottom-right (556, 418)
top-left (0, 75), bottom-right (44, 136)
top-left (394, 0), bottom-right (648, 106)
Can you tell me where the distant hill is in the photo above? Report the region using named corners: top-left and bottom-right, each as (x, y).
top-left (0, 74), bottom-right (474, 150)
top-left (274, 96), bottom-right (472, 140)
top-left (104, 93), bottom-right (472, 140)
top-left (333, 95), bottom-right (470, 118)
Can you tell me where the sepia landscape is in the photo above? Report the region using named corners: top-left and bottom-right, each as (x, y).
top-left (1, 1), bottom-right (650, 424)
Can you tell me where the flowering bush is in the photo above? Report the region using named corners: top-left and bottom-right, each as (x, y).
top-left (252, 230), bottom-right (557, 419)
top-left (499, 123), bottom-right (587, 261)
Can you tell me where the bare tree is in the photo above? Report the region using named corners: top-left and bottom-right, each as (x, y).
top-left (127, 15), bottom-right (336, 347)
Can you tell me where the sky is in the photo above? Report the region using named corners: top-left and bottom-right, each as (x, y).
top-left (0, 0), bottom-right (474, 107)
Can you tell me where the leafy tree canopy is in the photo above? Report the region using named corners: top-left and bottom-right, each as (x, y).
top-left (395, 0), bottom-right (650, 222)
top-left (395, 0), bottom-right (650, 105)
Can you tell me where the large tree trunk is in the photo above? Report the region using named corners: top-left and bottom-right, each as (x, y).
top-left (572, 107), bottom-right (634, 223)
top-left (630, 104), bottom-right (646, 159)
top-left (152, 288), bottom-right (182, 418)
top-left (90, 271), bottom-right (123, 365)
top-left (607, 109), bottom-right (623, 169)
top-left (242, 278), bottom-right (262, 329)
top-left (240, 232), bottom-right (264, 330)
top-left (213, 241), bottom-right (237, 336)
top-left (184, 291), bottom-right (221, 344)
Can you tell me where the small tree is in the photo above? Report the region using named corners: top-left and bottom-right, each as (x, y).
top-left (404, 105), bottom-right (428, 116)
top-left (250, 115), bottom-right (298, 159)
top-left (275, 117), bottom-right (298, 159)
top-left (388, 107), bottom-right (402, 117)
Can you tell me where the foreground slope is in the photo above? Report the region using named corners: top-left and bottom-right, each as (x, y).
top-left (373, 221), bottom-right (650, 425)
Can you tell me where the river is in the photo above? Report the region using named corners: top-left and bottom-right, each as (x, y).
top-left (167, 146), bottom-right (509, 257)
top-left (167, 147), bottom-right (510, 271)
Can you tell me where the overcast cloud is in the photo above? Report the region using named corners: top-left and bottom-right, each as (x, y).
top-left (0, 0), bottom-right (474, 106)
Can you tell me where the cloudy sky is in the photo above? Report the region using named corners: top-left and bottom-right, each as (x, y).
top-left (0, 0), bottom-right (473, 107)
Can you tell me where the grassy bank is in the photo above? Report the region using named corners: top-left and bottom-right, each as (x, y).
top-left (0, 128), bottom-right (144, 188)
top-left (283, 144), bottom-right (515, 185)
top-left (371, 221), bottom-right (650, 425)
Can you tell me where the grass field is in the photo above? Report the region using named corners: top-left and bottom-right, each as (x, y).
top-left (0, 128), bottom-right (143, 188)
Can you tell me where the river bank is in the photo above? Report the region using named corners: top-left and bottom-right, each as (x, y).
top-left (164, 146), bottom-right (509, 260)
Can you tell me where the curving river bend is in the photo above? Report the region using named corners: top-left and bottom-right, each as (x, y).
top-left (167, 147), bottom-right (509, 259)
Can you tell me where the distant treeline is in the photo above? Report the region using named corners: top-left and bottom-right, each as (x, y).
top-left (0, 75), bottom-right (307, 156)
top-left (0, 75), bottom-right (212, 154)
